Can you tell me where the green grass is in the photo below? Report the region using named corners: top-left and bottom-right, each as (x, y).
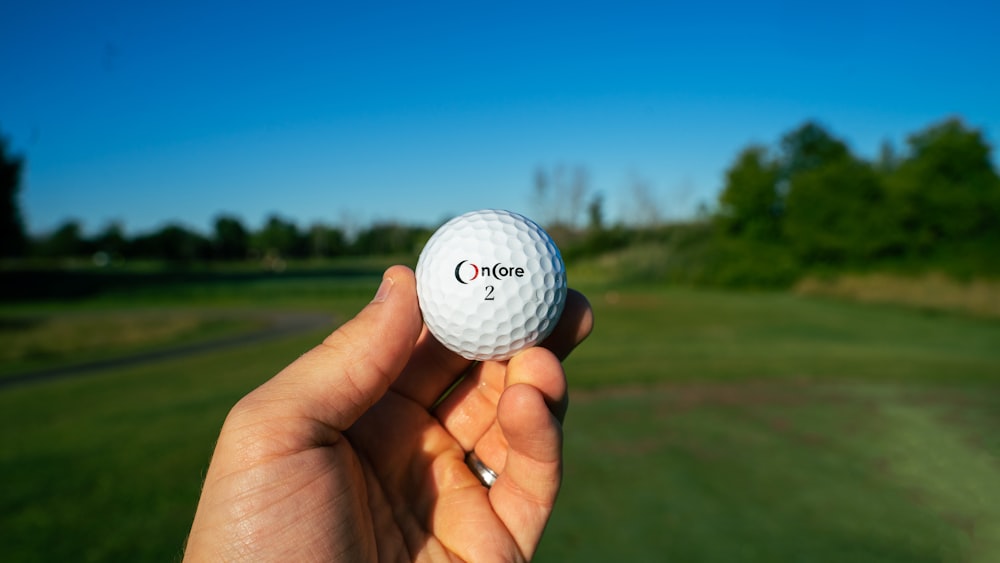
top-left (0, 309), bottom-right (263, 378)
top-left (539, 381), bottom-right (1000, 562)
top-left (0, 330), bottom-right (325, 561)
top-left (2, 270), bottom-right (1000, 561)
top-left (566, 285), bottom-right (1000, 386)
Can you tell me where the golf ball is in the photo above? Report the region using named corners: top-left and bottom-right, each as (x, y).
top-left (415, 209), bottom-right (567, 361)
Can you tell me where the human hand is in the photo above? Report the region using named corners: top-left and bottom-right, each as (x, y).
top-left (184, 265), bottom-right (593, 561)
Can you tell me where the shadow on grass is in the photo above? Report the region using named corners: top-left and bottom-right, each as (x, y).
top-left (0, 266), bottom-right (385, 302)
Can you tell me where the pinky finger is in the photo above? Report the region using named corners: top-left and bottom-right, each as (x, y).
top-left (489, 383), bottom-right (563, 559)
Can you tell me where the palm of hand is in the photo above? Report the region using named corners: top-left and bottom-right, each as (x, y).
top-left (185, 267), bottom-right (591, 562)
top-left (193, 355), bottom-right (565, 561)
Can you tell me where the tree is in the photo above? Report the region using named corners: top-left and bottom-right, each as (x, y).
top-left (784, 158), bottom-right (899, 263)
top-left (627, 173), bottom-right (662, 228)
top-left (92, 221), bottom-right (127, 259)
top-left (36, 220), bottom-right (89, 258)
top-left (567, 166), bottom-right (590, 229)
top-left (586, 192), bottom-right (605, 232)
top-left (130, 224), bottom-right (211, 262)
top-left (0, 132), bottom-right (27, 257)
top-left (213, 215), bottom-right (249, 260)
top-left (875, 139), bottom-right (899, 174)
top-left (306, 223), bottom-right (346, 258)
top-left (887, 117), bottom-right (1000, 250)
top-left (716, 145), bottom-right (782, 241)
top-left (351, 223), bottom-right (428, 256)
top-left (718, 122), bottom-right (860, 247)
top-left (779, 121), bottom-right (851, 179)
top-left (532, 164), bottom-right (590, 228)
top-left (563, 192), bottom-right (633, 258)
top-left (254, 215), bottom-right (306, 259)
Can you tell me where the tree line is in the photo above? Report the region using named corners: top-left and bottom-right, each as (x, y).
top-left (708, 117), bottom-right (1000, 283)
top-left (3, 116), bottom-right (998, 282)
top-left (522, 117), bottom-right (1000, 286)
top-left (24, 215), bottom-right (434, 265)
top-left (0, 132), bottom-right (434, 265)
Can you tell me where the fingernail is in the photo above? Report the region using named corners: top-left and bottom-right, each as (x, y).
top-left (372, 276), bottom-right (394, 303)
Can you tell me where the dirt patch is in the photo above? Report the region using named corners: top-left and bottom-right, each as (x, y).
top-left (795, 272), bottom-right (1000, 319)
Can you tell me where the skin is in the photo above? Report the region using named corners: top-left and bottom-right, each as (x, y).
top-left (184, 265), bottom-right (594, 562)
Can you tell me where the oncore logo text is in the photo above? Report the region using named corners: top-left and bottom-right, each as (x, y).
top-left (453, 260), bottom-right (526, 284)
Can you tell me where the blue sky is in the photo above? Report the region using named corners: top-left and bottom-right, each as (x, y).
top-left (3, 0), bottom-right (999, 236)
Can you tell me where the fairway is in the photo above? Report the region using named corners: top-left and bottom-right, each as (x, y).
top-left (2, 274), bottom-right (1000, 561)
top-left (541, 381), bottom-right (1000, 562)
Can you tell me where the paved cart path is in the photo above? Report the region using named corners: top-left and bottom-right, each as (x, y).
top-left (0, 311), bottom-right (334, 389)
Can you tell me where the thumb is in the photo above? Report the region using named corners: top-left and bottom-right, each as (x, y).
top-left (251, 265), bottom-right (423, 432)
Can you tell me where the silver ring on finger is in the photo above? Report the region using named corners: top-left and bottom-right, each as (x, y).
top-left (465, 451), bottom-right (498, 488)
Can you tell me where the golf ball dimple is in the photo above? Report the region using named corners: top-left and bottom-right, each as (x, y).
top-left (415, 209), bottom-right (567, 361)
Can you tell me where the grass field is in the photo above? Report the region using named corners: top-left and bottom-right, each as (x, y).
top-left (2, 267), bottom-right (999, 561)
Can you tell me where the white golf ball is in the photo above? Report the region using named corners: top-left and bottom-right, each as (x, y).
top-left (415, 209), bottom-right (567, 361)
